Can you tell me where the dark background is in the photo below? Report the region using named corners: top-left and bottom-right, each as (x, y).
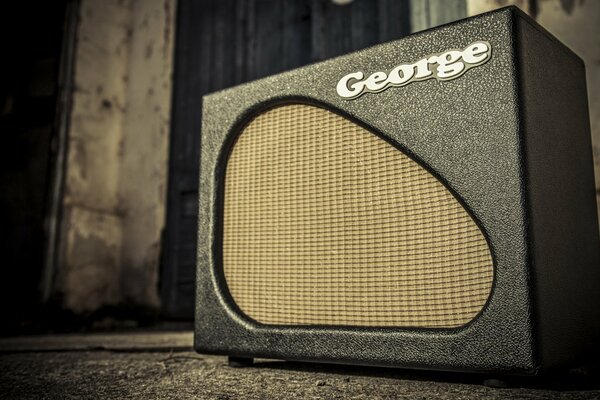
top-left (0, 1), bottom-right (70, 332)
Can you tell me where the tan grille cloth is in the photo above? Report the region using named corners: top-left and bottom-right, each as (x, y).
top-left (222, 104), bottom-right (493, 328)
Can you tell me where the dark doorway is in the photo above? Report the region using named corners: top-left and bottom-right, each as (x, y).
top-left (0, 1), bottom-right (72, 333)
top-left (162, 0), bottom-right (411, 318)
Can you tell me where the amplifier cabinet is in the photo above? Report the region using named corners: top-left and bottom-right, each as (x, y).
top-left (194, 6), bottom-right (600, 374)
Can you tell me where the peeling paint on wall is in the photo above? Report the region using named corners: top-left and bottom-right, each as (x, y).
top-left (60, 207), bottom-right (122, 312)
top-left (58, 0), bottom-right (175, 313)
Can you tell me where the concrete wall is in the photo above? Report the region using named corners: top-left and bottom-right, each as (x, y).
top-left (57, 0), bottom-right (175, 313)
top-left (467, 0), bottom-right (600, 225)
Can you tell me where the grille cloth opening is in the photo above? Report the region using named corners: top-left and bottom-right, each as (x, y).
top-left (222, 104), bottom-right (493, 328)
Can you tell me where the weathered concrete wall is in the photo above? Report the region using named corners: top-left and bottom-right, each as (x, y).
top-left (118, 0), bottom-right (174, 309)
top-left (57, 0), bottom-right (175, 313)
top-left (467, 0), bottom-right (600, 225)
top-left (58, 0), bottom-right (130, 313)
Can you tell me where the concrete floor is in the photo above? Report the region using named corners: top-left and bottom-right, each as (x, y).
top-left (1, 331), bottom-right (599, 399)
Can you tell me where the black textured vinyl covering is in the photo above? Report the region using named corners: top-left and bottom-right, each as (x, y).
top-left (516, 15), bottom-right (600, 368)
top-left (194, 7), bottom-right (600, 374)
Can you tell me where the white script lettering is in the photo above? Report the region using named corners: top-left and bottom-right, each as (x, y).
top-left (336, 41), bottom-right (492, 99)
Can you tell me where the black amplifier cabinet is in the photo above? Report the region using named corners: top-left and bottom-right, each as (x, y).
top-left (194, 6), bottom-right (600, 374)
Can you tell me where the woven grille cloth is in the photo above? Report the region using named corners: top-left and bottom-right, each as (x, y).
top-left (222, 104), bottom-right (493, 328)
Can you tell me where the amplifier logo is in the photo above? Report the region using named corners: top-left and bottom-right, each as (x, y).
top-left (336, 41), bottom-right (492, 99)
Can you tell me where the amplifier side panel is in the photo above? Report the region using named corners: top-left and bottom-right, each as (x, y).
top-left (517, 12), bottom-right (600, 368)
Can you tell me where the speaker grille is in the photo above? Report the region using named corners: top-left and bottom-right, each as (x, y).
top-left (222, 104), bottom-right (493, 328)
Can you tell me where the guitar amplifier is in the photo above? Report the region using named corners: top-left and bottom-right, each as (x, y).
top-left (194, 6), bottom-right (600, 374)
